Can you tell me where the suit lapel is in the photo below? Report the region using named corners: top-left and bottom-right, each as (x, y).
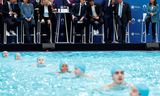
top-left (122, 3), bottom-right (125, 16)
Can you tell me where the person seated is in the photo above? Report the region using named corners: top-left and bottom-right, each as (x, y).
top-left (130, 84), bottom-right (149, 96)
top-left (2, 0), bottom-right (21, 42)
top-left (21, 0), bottom-right (35, 43)
top-left (87, 0), bottom-right (103, 35)
top-left (39, 0), bottom-right (52, 43)
top-left (71, 0), bottom-right (87, 43)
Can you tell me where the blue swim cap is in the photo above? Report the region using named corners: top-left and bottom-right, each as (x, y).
top-left (136, 84), bottom-right (149, 96)
top-left (75, 64), bottom-right (86, 73)
top-left (111, 66), bottom-right (123, 75)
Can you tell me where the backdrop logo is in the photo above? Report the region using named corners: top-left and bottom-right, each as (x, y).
top-left (131, 5), bottom-right (141, 9)
top-left (142, 4), bottom-right (147, 11)
top-left (131, 18), bottom-right (136, 24)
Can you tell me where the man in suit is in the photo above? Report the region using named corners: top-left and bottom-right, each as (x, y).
top-left (71, 0), bottom-right (87, 43)
top-left (0, 0), bottom-right (3, 43)
top-left (102, 0), bottom-right (115, 44)
top-left (2, 0), bottom-right (21, 43)
top-left (39, 0), bottom-right (52, 43)
top-left (115, 0), bottom-right (131, 43)
top-left (88, 0), bottom-right (103, 36)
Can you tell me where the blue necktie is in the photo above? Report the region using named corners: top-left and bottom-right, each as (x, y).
top-left (119, 4), bottom-right (122, 18)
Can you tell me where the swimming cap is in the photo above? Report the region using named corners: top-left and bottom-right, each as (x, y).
top-left (59, 63), bottom-right (68, 71)
top-left (136, 84), bottom-right (149, 96)
top-left (75, 64), bottom-right (86, 73)
top-left (111, 66), bottom-right (123, 75)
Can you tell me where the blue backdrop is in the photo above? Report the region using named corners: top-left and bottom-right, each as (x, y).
top-left (55, 0), bottom-right (160, 43)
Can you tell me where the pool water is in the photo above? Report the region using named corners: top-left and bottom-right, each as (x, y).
top-left (0, 51), bottom-right (160, 96)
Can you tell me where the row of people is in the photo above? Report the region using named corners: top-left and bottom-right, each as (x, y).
top-left (2, 51), bottom-right (150, 96)
top-left (0, 0), bottom-right (159, 44)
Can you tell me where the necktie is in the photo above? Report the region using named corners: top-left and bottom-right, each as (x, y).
top-left (118, 3), bottom-right (122, 18)
top-left (108, 0), bottom-right (111, 7)
top-left (78, 4), bottom-right (82, 16)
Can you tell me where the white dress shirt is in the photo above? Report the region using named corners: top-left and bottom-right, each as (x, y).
top-left (91, 5), bottom-right (97, 17)
top-left (44, 6), bottom-right (49, 17)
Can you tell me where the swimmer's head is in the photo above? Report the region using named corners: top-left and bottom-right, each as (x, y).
top-left (74, 64), bottom-right (86, 76)
top-left (59, 63), bottom-right (69, 73)
top-left (130, 84), bottom-right (149, 96)
top-left (3, 51), bottom-right (9, 57)
top-left (37, 57), bottom-right (45, 64)
top-left (15, 53), bottom-right (21, 60)
top-left (111, 66), bottom-right (124, 84)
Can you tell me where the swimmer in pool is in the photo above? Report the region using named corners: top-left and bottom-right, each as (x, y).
top-left (58, 63), bottom-right (71, 74)
top-left (102, 66), bottom-right (133, 90)
top-left (15, 53), bottom-right (21, 60)
top-left (3, 51), bottom-right (9, 58)
top-left (130, 84), bottom-right (149, 96)
top-left (36, 57), bottom-right (46, 67)
top-left (73, 64), bottom-right (92, 78)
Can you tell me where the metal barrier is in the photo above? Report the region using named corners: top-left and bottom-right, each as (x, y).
top-left (55, 12), bottom-right (69, 43)
top-left (141, 13), bottom-right (159, 43)
top-left (36, 20), bottom-right (53, 44)
top-left (3, 23), bottom-right (19, 44)
top-left (125, 23), bottom-right (130, 43)
top-left (22, 23), bottom-right (36, 44)
top-left (89, 24), bottom-right (104, 44)
top-left (156, 21), bottom-right (159, 43)
top-left (141, 13), bottom-right (147, 43)
top-left (70, 21), bottom-right (86, 44)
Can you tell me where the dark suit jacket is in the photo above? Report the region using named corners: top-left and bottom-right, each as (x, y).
top-left (2, 2), bottom-right (21, 19)
top-left (87, 4), bottom-right (103, 18)
top-left (0, 3), bottom-right (2, 13)
top-left (115, 2), bottom-right (132, 26)
top-left (71, 3), bottom-right (87, 18)
top-left (39, 5), bottom-right (52, 20)
top-left (102, 0), bottom-right (115, 18)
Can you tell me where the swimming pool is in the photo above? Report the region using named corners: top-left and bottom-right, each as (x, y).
top-left (0, 51), bottom-right (160, 96)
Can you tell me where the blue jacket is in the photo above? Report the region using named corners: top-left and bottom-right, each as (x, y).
top-left (145, 4), bottom-right (159, 23)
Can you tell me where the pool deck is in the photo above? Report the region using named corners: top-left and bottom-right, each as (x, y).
top-left (0, 43), bottom-right (160, 51)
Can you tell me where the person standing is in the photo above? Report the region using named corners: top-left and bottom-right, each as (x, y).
top-left (115, 0), bottom-right (131, 43)
top-left (145, 0), bottom-right (159, 42)
top-left (102, 0), bottom-right (115, 43)
top-left (0, 0), bottom-right (3, 43)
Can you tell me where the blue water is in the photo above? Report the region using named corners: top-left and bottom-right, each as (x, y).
top-left (0, 51), bottom-right (160, 96)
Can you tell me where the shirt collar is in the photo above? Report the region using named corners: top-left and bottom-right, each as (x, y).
top-left (119, 1), bottom-right (123, 5)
